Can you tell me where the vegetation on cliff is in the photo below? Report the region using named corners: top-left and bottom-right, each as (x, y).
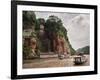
top-left (23, 11), bottom-right (76, 59)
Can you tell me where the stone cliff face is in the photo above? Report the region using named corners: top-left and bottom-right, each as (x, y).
top-left (36, 21), bottom-right (75, 55)
top-left (23, 11), bottom-right (75, 59)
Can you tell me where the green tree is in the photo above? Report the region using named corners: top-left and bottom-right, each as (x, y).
top-left (23, 11), bottom-right (37, 29)
top-left (45, 15), bottom-right (76, 54)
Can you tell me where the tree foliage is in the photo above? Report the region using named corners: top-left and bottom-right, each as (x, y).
top-left (77, 46), bottom-right (90, 54)
top-left (45, 15), bottom-right (76, 54)
top-left (23, 12), bottom-right (76, 58)
top-left (23, 11), bottom-right (37, 29)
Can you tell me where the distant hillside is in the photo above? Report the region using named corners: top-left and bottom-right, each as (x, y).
top-left (77, 46), bottom-right (90, 54)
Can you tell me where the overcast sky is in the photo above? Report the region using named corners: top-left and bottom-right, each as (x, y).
top-left (35, 11), bottom-right (90, 50)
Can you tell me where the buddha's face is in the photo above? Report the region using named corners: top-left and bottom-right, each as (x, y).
top-left (30, 41), bottom-right (36, 49)
top-left (31, 41), bottom-right (36, 45)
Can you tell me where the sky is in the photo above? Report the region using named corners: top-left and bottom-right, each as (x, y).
top-left (35, 11), bottom-right (90, 50)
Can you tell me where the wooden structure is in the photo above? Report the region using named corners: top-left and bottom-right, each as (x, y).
top-left (74, 55), bottom-right (87, 64)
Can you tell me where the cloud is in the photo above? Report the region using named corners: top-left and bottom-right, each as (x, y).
top-left (67, 14), bottom-right (90, 50)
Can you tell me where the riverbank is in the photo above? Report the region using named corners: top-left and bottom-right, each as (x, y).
top-left (23, 54), bottom-right (90, 68)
